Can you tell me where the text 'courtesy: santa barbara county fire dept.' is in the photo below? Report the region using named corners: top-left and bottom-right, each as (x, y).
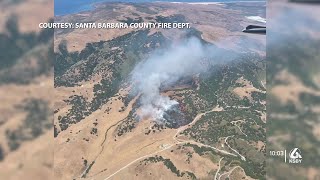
top-left (38, 22), bottom-right (191, 29)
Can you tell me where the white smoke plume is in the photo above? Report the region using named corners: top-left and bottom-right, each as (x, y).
top-left (130, 36), bottom-right (261, 122)
top-left (130, 37), bottom-right (213, 122)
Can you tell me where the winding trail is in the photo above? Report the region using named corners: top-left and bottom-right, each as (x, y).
top-left (218, 166), bottom-right (241, 180)
top-left (225, 136), bottom-right (246, 161)
top-left (214, 157), bottom-right (224, 180)
top-left (230, 120), bottom-right (248, 137)
top-left (79, 118), bottom-right (126, 178)
top-left (77, 96), bottom-right (138, 179)
top-left (100, 107), bottom-right (241, 179)
top-left (172, 107), bottom-right (239, 157)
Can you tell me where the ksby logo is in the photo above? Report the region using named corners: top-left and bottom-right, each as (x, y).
top-left (289, 148), bottom-right (302, 163)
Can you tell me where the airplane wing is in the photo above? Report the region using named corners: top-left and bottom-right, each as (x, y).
top-left (242, 25), bottom-right (266, 35)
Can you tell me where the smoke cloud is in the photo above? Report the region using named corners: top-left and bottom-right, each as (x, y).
top-left (130, 37), bottom-right (214, 122)
top-left (130, 36), bottom-right (258, 123)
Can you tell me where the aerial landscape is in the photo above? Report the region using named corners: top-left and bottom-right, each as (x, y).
top-left (54, 1), bottom-right (266, 179)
